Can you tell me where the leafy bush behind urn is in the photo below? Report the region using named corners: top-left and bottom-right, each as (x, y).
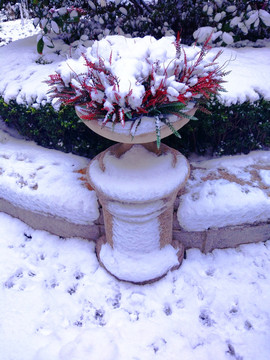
top-left (1, 97), bottom-right (269, 159)
top-left (29, 0), bottom-right (270, 46)
top-left (2, 1), bottom-right (269, 48)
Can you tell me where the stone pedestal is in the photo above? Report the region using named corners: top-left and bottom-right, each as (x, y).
top-left (87, 142), bottom-right (190, 284)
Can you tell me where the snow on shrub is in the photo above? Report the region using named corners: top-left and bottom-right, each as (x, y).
top-left (28, 0), bottom-right (270, 55)
top-left (31, 0), bottom-right (132, 54)
top-left (33, 5), bottom-right (86, 54)
top-left (194, 0), bottom-right (270, 46)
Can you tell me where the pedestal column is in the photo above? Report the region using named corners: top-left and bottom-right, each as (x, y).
top-left (88, 143), bottom-right (190, 284)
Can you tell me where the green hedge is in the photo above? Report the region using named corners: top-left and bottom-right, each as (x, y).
top-left (163, 99), bottom-right (270, 157)
top-left (0, 97), bottom-right (269, 158)
top-left (0, 98), bottom-right (114, 158)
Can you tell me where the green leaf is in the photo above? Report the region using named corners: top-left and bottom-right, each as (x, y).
top-left (70, 16), bottom-right (80, 23)
top-left (175, 111), bottom-right (197, 121)
top-left (155, 116), bottom-right (161, 149)
top-left (130, 118), bottom-right (141, 139)
top-left (159, 102), bottom-right (186, 110)
top-left (163, 119), bottom-right (181, 139)
top-left (156, 102), bottom-right (186, 114)
top-left (147, 107), bottom-right (161, 116)
top-left (125, 112), bottom-right (132, 119)
top-left (54, 17), bottom-right (64, 29)
top-left (37, 38), bottom-right (44, 54)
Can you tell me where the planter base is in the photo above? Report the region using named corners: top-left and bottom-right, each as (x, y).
top-left (96, 236), bottom-right (185, 285)
top-left (88, 143), bottom-right (190, 284)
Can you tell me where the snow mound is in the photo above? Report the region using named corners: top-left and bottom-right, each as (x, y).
top-left (89, 144), bottom-right (189, 201)
top-left (100, 243), bottom-right (179, 283)
top-left (0, 131), bottom-right (99, 224)
top-left (178, 151), bottom-right (270, 231)
top-left (0, 35), bottom-right (66, 107)
top-left (215, 47), bottom-right (270, 104)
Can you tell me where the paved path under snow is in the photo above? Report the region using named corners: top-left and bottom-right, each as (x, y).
top-left (0, 212), bottom-right (270, 360)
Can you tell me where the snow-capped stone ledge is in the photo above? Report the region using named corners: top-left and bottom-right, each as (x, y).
top-left (174, 221), bottom-right (270, 253)
top-left (0, 131), bottom-right (100, 226)
top-left (0, 130), bottom-right (269, 252)
top-left (0, 197), bottom-right (100, 241)
top-left (177, 150), bottom-right (270, 231)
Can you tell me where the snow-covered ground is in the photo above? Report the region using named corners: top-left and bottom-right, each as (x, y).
top-left (0, 211), bottom-right (270, 360)
top-left (0, 18), bottom-right (40, 47)
top-left (0, 20), bottom-right (270, 360)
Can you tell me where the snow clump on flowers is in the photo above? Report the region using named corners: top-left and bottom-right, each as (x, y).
top-left (48, 35), bottom-right (226, 128)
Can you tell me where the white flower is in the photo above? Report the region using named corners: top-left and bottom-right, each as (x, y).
top-left (51, 21), bottom-right (59, 34)
top-left (259, 9), bottom-right (270, 26)
top-left (222, 32), bottom-right (234, 45)
top-left (167, 86), bottom-right (179, 97)
top-left (69, 10), bottom-right (78, 18)
top-left (214, 13), bottom-right (222, 22)
top-left (226, 6), bottom-right (237, 13)
top-left (230, 16), bottom-right (242, 27)
top-left (245, 11), bottom-right (259, 27)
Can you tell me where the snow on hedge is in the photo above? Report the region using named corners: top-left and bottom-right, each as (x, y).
top-left (0, 33), bottom-right (270, 109)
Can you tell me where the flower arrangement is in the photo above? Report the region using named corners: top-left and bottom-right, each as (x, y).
top-left (47, 34), bottom-right (227, 147)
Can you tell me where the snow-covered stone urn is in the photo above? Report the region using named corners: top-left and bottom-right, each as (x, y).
top-left (48, 35), bottom-right (225, 283)
top-left (76, 107), bottom-right (195, 283)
